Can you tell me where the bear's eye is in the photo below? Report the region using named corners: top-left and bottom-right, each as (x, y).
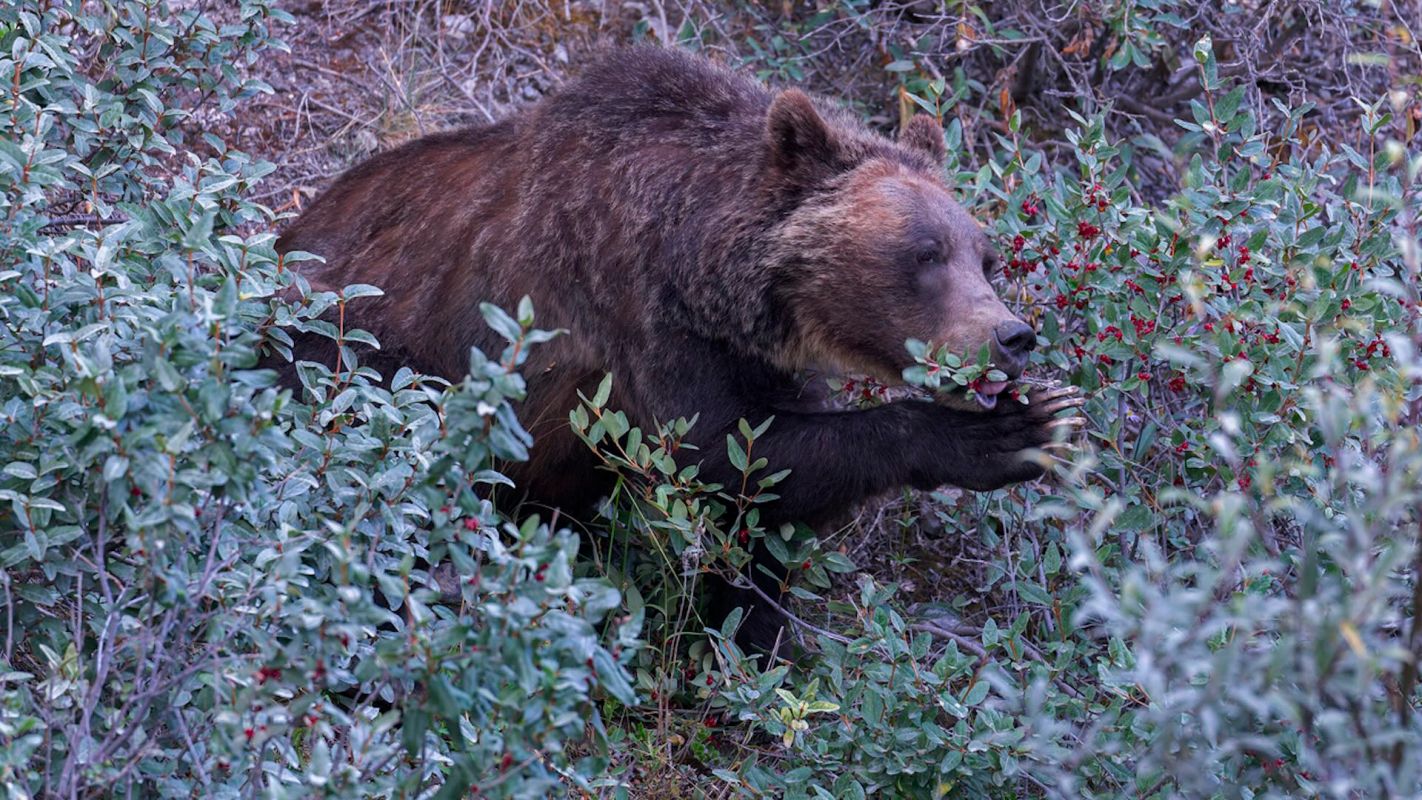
top-left (914, 241), bottom-right (942, 265)
top-left (982, 251), bottom-right (999, 278)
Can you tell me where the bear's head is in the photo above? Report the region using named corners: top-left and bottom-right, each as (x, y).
top-left (766, 90), bottom-right (1036, 410)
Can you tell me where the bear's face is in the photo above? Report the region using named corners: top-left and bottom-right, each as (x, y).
top-left (766, 90), bottom-right (1036, 410)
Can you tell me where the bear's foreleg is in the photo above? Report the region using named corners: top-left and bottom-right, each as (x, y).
top-left (697, 385), bottom-right (1084, 656)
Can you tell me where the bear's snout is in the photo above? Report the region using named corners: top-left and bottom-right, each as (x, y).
top-left (991, 319), bottom-right (1037, 379)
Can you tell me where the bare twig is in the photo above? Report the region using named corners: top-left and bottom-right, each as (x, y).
top-left (38, 214), bottom-right (129, 233)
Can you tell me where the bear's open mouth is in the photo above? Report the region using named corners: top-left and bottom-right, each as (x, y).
top-left (971, 379), bottom-right (1012, 410)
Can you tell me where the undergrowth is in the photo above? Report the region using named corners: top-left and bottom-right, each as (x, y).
top-left (1, 2), bottom-right (1420, 799)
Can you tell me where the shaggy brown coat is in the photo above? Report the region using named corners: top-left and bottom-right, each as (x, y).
top-left (277, 46), bottom-right (1079, 651)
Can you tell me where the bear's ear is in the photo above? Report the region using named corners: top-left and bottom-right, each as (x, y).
top-left (899, 114), bottom-right (946, 165)
top-left (767, 89), bottom-right (838, 173)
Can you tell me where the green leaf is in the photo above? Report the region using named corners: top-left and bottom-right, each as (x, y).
top-left (726, 435), bottom-right (748, 472)
top-left (1017, 582), bottom-right (1053, 606)
top-left (479, 302), bottom-right (521, 343)
top-left (102, 455), bottom-right (128, 482)
top-left (341, 283), bottom-right (384, 300)
top-left (592, 373), bottom-right (613, 408)
top-left (1214, 85), bottom-right (1246, 124)
top-left (1295, 226), bottom-right (1327, 249)
top-left (1043, 542), bottom-right (1062, 576)
top-left (401, 707), bottom-right (426, 755)
top-left (962, 680), bottom-right (990, 706)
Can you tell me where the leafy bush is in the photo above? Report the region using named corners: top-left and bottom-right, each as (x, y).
top-left (572, 30), bottom-right (1422, 800)
top-left (0, 4), bottom-right (636, 798)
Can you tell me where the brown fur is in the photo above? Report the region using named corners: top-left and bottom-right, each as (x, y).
top-left (276, 46), bottom-right (1063, 651)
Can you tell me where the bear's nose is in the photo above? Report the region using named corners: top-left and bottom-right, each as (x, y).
top-left (992, 320), bottom-right (1037, 378)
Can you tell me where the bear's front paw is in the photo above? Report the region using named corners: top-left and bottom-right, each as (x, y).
top-left (1004, 384), bottom-right (1087, 441)
top-left (961, 384), bottom-right (1087, 490)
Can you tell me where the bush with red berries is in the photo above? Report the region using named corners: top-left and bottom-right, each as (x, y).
top-left (574, 40), bottom-right (1422, 800)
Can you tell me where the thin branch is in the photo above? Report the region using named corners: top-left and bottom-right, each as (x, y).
top-left (38, 214), bottom-right (129, 233)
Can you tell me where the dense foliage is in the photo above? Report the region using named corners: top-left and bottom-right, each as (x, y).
top-left (1, 1), bottom-right (1419, 799)
top-left (583, 58), bottom-right (1422, 799)
top-left (0, 4), bottom-right (636, 798)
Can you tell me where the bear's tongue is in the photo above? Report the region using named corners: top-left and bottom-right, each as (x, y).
top-left (973, 380), bottom-right (1011, 410)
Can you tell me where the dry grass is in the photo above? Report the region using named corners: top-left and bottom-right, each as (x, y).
top-left (229, 1), bottom-right (632, 208)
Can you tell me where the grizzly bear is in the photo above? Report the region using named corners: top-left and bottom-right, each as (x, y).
top-left (275, 46), bottom-right (1082, 653)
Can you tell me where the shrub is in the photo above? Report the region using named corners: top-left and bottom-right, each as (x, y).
top-left (0, 4), bottom-right (636, 798)
top-left (573, 37), bottom-right (1422, 800)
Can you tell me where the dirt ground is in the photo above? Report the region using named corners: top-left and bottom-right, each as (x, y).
top-left (231, 2), bottom-right (635, 208)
